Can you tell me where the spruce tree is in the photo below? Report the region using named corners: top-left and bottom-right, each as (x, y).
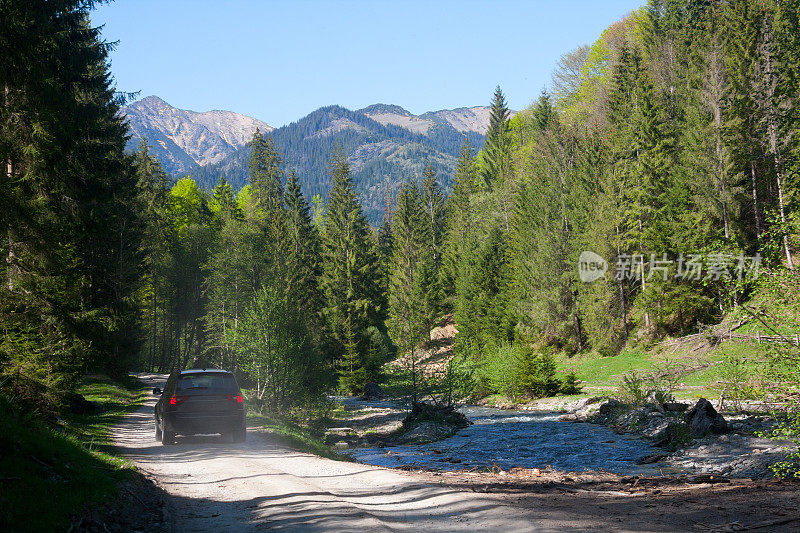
top-left (421, 165), bottom-right (446, 315)
top-left (247, 130), bottom-right (288, 284)
top-left (388, 181), bottom-right (431, 402)
top-left (320, 151), bottom-right (380, 393)
top-left (1, 2), bottom-right (144, 377)
top-left (285, 169), bottom-right (328, 357)
top-left (134, 140), bottom-right (174, 371)
top-left (443, 140), bottom-right (480, 351)
top-left (481, 86), bottom-right (513, 190)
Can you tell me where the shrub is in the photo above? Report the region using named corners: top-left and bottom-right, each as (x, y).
top-left (618, 360), bottom-right (686, 405)
top-left (516, 348), bottom-right (560, 398)
top-left (765, 408), bottom-right (800, 479)
top-left (717, 348), bottom-right (758, 412)
top-left (559, 370), bottom-right (583, 395)
top-left (619, 370), bottom-right (649, 405)
top-left (477, 344), bottom-right (560, 400)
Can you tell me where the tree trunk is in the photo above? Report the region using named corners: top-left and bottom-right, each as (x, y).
top-left (760, 4), bottom-right (794, 270)
top-left (750, 159), bottom-right (762, 241)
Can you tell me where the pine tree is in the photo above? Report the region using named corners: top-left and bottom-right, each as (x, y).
top-left (1, 2), bottom-right (144, 377)
top-left (212, 176), bottom-right (241, 221)
top-left (320, 151), bottom-right (380, 393)
top-left (388, 181), bottom-right (431, 402)
top-left (285, 169), bottom-right (328, 356)
top-left (509, 95), bottom-right (587, 351)
top-left (248, 130), bottom-right (285, 215)
top-left (247, 130), bottom-right (288, 283)
top-left (421, 165), bottom-right (446, 315)
top-left (481, 86), bottom-right (513, 191)
top-left (376, 211), bottom-right (394, 324)
top-left (724, 0), bottom-right (768, 247)
top-left (442, 140), bottom-right (479, 345)
top-left (134, 140), bottom-right (174, 371)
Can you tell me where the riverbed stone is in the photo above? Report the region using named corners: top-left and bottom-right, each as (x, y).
top-left (664, 402), bottom-right (689, 412)
top-left (636, 453), bottom-right (667, 465)
top-left (686, 398), bottom-right (728, 437)
top-left (560, 397), bottom-right (620, 422)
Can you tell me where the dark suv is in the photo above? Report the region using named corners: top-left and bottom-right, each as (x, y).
top-left (153, 369), bottom-right (246, 445)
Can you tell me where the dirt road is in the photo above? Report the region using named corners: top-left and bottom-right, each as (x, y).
top-left (114, 375), bottom-right (542, 532)
top-left (114, 375), bottom-right (799, 532)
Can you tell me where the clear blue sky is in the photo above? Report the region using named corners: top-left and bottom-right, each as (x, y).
top-left (91, 0), bottom-right (644, 127)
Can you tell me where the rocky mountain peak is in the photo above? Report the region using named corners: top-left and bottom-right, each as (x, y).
top-left (122, 96), bottom-right (273, 174)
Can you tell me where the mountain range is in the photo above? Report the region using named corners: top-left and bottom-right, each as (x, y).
top-left (123, 96), bottom-right (500, 222)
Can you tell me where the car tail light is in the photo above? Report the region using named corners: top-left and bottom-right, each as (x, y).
top-left (227, 394), bottom-right (243, 404)
top-left (169, 395), bottom-right (188, 406)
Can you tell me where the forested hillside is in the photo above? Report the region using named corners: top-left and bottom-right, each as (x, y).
top-left (436, 0), bottom-right (799, 365)
top-left (416, 0), bottom-right (799, 403)
top-left (189, 105), bottom-right (485, 223)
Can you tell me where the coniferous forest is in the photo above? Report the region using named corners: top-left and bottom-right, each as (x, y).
top-left (2, 0), bottom-right (800, 471)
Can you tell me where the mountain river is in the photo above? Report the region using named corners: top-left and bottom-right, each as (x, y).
top-left (352, 404), bottom-right (677, 475)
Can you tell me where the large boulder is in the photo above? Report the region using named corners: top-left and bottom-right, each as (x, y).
top-left (396, 402), bottom-right (471, 445)
top-left (686, 398), bottom-right (728, 437)
top-left (361, 382), bottom-right (385, 400)
top-left (404, 402), bottom-right (471, 429)
top-left (68, 393), bottom-right (97, 414)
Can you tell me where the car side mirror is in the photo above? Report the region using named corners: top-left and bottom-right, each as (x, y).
top-left (153, 387), bottom-right (162, 395)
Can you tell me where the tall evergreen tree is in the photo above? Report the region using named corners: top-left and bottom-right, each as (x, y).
top-left (1, 1), bottom-right (144, 377)
top-left (421, 165), bottom-right (446, 315)
top-left (481, 86), bottom-right (513, 191)
top-left (388, 181), bottom-right (431, 402)
top-left (134, 140), bottom-right (174, 371)
top-left (247, 130), bottom-right (288, 284)
top-left (285, 169), bottom-right (328, 355)
top-left (443, 140), bottom-right (479, 343)
top-left (320, 151), bottom-right (380, 393)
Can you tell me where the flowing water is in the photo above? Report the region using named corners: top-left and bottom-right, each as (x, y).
top-left (353, 405), bottom-right (669, 475)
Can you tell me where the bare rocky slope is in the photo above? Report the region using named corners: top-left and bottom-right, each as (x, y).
top-left (123, 96), bottom-right (274, 175)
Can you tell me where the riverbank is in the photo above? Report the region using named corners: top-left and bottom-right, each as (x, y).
top-left (415, 468), bottom-right (800, 532)
top-left (325, 392), bottom-right (792, 481)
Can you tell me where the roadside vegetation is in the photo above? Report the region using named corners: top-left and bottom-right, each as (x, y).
top-left (242, 392), bottom-right (347, 460)
top-left (0, 375), bottom-right (147, 532)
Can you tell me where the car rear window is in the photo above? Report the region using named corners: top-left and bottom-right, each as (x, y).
top-left (177, 372), bottom-right (238, 393)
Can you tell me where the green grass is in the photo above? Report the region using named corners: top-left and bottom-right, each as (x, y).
top-left (246, 411), bottom-right (348, 460)
top-left (0, 375), bottom-right (147, 532)
top-left (70, 374), bottom-right (149, 450)
top-left (557, 349), bottom-right (656, 388)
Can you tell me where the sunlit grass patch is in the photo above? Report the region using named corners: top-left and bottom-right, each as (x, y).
top-left (556, 349), bottom-right (656, 387)
top-left (246, 412), bottom-right (349, 460)
top-left (69, 375), bottom-right (148, 449)
top-left (0, 375), bottom-right (146, 532)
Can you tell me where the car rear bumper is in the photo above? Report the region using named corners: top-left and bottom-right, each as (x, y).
top-left (164, 412), bottom-right (245, 435)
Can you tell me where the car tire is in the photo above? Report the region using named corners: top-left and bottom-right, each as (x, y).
top-left (162, 419), bottom-right (176, 446)
top-left (155, 420), bottom-right (162, 442)
top-left (232, 427), bottom-right (246, 443)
